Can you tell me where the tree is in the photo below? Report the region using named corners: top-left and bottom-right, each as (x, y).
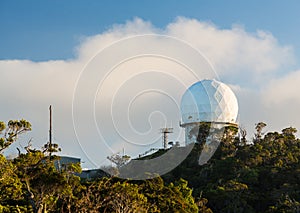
top-left (12, 142), bottom-right (80, 213)
top-left (107, 153), bottom-right (131, 169)
top-left (196, 197), bottom-right (213, 213)
top-left (42, 141), bottom-right (62, 158)
top-left (268, 195), bottom-right (300, 213)
top-left (76, 178), bottom-right (149, 212)
top-left (56, 163), bottom-right (84, 213)
top-left (254, 122), bottom-right (267, 143)
top-left (239, 126), bottom-right (247, 146)
top-left (0, 154), bottom-right (26, 211)
top-left (282, 127), bottom-right (297, 139)
top-left (194, 123), bottom-right (211, 143)
top-left (13, 150), bottom-right (61, 212)
top-left (140, 177), bottom-right (199, 213)
top-left (0, 119), bottom-right (31, 152)
top-left (0, 120), bottom-right (32, 212)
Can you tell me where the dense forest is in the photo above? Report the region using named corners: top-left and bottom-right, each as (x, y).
top-left (1, 120), bottom-right (300, 212)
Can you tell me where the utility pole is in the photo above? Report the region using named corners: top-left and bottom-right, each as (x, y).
top-left (49, 105), bottom-right (52, 156)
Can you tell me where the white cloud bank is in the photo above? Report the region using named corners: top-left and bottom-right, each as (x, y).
top-left (0, 17), bottom-right (299, 168)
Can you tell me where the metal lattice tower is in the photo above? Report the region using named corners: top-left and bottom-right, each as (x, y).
top-left (160, 128), bottom-right (173, 149)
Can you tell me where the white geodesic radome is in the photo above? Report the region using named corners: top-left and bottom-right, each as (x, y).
top-left (180, 79), bottom-right (238, 124)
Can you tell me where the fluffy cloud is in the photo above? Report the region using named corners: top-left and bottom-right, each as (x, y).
top-left (166, 17), bottom-right (294, 84)
top-left (261, 70), bottom-right (300, 132)
top-left (0, 17), bottom-right (298, 168)
top-left (264, 70), bottom-right (300, 105)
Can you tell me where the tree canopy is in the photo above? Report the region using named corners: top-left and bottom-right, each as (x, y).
top-left (1, 119), bottom-right (300, 212)
top-left (0, 119), bottom-right (199, 213)
top-left (162, 123), bottom-right (300, 212)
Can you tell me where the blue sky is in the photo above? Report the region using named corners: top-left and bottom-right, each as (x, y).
top-left (1, 1), bottom-right (300, 169)
top-left (1, 0), bottom-right (300, 61)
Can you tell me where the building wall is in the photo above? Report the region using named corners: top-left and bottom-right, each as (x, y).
top-left (54, 156), bottom-right (80, 171)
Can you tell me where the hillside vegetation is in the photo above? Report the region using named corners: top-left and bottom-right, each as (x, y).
top-left (162, 123), bottom-right (300, 212)
top-left (1, 120), bottom-right (300, 212)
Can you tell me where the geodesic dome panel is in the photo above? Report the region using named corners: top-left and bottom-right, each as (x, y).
top-left (180, 79), bottom-right (238, 124)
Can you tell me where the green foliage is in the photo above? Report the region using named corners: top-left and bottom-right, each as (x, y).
top-left (2, 118), bottom-right (300, 213)
top-left (254, 121), bottom-right (267, 143)
top-left (189, 122), bottom-right (211, 143)
top-left (43, 141), bottom-right (62, 155)
top-left (0, 119), bottom-right (31, 152)
top-left (0, 155), bottom-right (23, 204)
top-left (268, 195), bottom-right (300, 213)
top-left (107, 153), bottom-right (131, 169)
top-left (76, 176), bottom-right (198, 212)
top-left (0, 122), bottom-right (5, 133)
top-left (162, 123), bottom-right (300, 212)
top-left (76, 178), bottom-right (149, 212)
top-left (12, 151), bottom-right (70, 212)
top-left (0, 119), bottom-right (199, 213)
top-left (140, 177), bottom-right (198, 212)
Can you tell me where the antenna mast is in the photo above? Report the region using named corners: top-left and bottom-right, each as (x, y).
top-left (160, 127), bottom-right (173, 149)
top-left (49, 105), bottom-right (52, 156)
